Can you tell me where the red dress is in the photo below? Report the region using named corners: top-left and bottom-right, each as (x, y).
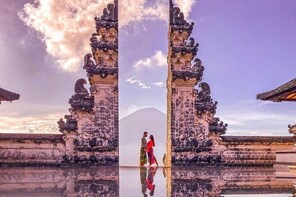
top-left (146, 140), bottom-right (156, 165)
top-left (146, 167), bottom-right (157, 193)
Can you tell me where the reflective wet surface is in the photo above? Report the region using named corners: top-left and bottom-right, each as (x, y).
top-left (0, 165), bottom-right (295, 196)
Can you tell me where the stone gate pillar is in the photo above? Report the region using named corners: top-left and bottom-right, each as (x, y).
top-left (166, 0), bottom-right (227, 166)
top-left (58, 0), bottom-right (119, 165)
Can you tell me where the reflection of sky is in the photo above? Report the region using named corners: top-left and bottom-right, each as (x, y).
top-left (0, 0), bottom-right (296, 136)
top-left (120, 167), bottom-right (166, 197)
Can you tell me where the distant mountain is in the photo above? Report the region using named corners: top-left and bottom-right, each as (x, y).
top-left (119, 107), bottom-right (166, 166)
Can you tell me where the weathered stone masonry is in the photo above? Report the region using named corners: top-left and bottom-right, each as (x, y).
top-left (58, 0), bottom-right (119, 165)
top-left (0, 133), bottom-right (65, 165)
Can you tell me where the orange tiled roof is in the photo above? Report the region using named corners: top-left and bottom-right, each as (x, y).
top-left (257, 78), bottom-right (296, 102)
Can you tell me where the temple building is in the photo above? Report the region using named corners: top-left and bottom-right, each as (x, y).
top-left (257, 78), bottom-right (296, 136)
top-left (257, 78), bottom-right (296, 102)
top-left (0, 87), bottom-right (20, 104)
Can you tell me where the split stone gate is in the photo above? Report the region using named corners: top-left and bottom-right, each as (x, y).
top-left (0, 0), bottom-right (295, 166)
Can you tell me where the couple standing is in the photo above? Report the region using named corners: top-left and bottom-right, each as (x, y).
top-left (140, 131), bottom-right (158, 167)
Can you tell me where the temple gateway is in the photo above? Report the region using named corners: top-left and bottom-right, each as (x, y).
top-left (0, 0), bottom-right (295, 166)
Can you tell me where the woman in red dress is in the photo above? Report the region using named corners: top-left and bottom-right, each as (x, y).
top-left (146, 135), bottom-right (158, 166)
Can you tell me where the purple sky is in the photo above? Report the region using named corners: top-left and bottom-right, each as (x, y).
top-left (0, 0), bottom-right (295, 136)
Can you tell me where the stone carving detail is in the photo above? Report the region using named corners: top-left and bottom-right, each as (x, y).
top-left (75, 86), bottom-right (118, 152)
top-left (172, 152), bottom-right (221, 165)
top-left (83, 52), bottom-right (118, 78)
top-left (170, 0), bottom-right (194, 34)
top-left (57, 115), bottom-right (77, 133)
top-left (288, 124), bottom-right (296, 135)
top-left (68, 79), bottom-right (94, 112)
top-left (195, 82), bottom-right (217, 116)
top-left (209, 117), bottom-right (227, 135)
top-left (95, 1), bottom-right (118, 30)
top-left (84, 0), bottom-right (118, 79)
top-left (221, 148), bottom-right (275, 166)
top-left (172, 38), bottom-right (198, 57)
top-left (171, 89), bottom-right (213, 154)
top-left (58, 0), bottom-right (119, 165)
top-left (0, 148), bottom-right (63, 161)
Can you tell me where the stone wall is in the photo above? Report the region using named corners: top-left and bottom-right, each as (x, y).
top-left (0, 133), bottom-right (65, 165)
top-left (218, 136), bottom-right (296, 165)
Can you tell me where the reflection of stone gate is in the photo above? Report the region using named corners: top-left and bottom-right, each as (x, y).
top-left (0, 166), bottom-right (295, 196)
top-left (166, 166), bottom-right (296, 196)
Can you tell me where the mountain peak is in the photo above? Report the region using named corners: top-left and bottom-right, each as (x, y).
top-left (119, 106), bottom-right (166, 166)
top-left (121, 107), bottom-right (165, 121)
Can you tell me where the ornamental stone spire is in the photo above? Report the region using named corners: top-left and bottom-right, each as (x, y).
top-left (166, 0), bottom-right (227, 166)
top-left (58, 0), bottom-right (119, 165)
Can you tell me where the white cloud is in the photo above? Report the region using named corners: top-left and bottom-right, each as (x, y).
top-left (216, 100), bottom-right (296, 136)
top-left (125, 76), bottom-right (151, 89)
top-left (18, 0), bottom-right (196, 72)
top-left (132, 50), bottom-right (167, 70)
top-left (18, 0), bottom-right (109, 72)
top-left (152, 82), bottom-right (165, 88)
top-left (0, 113), bottom-right (63, 133)
top-left (125, 77), bottom-right (165, 89)
top-left (120, 0), bottom-right (168, 27)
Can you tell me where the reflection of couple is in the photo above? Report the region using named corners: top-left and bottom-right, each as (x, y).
top-left (140, 166), bottom-right (158, 196)
top-left (140, 131), bottom-right (158, 167)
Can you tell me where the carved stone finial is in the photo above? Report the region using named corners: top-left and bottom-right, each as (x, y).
top-left (74, 78), bottom-right (89, 96)
top-left (95, 0), bottom-right (118, 30)
top-left (193, 58), bottom-right (204, 80)
top-left (57, 118), bottom-right (66, 132)
top-left (195, 82), bottom-right (218, 116)
top-left (83, 53), bottom-right (96, 70)
top-left (209, 117), bottom-right (228, 135)
top-left (288, 124), bottom-right (296, 135)
top-left (170, 0), bottom-right (194, 33)
top-left (57, 115), bottom-right (77, 133)
top-left (69, 79), bottom-right (94, 112)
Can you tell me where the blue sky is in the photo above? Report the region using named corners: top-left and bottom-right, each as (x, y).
top-left (0, 0), bottom-right (295, 136)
